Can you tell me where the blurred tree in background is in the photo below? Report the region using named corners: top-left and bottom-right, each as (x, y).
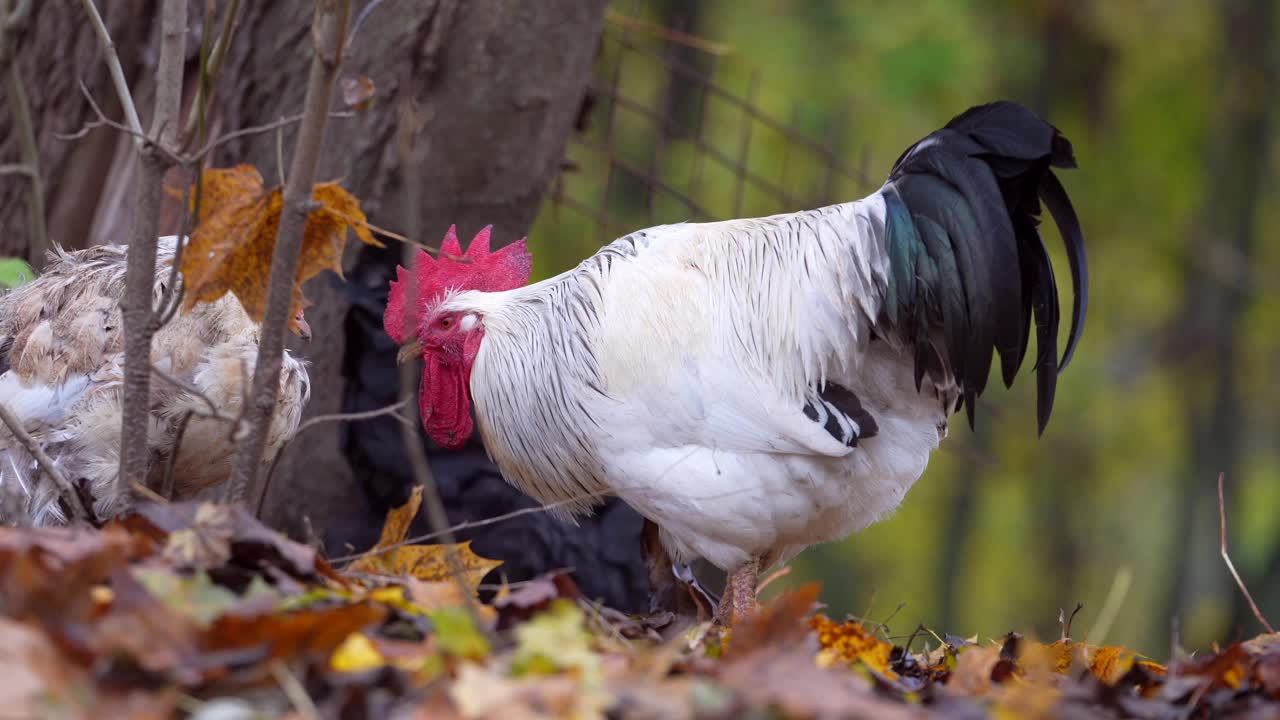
top-left (531, 0), bottom-right (1280, 655)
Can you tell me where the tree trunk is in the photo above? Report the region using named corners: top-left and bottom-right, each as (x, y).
top-left (0, 1), bottom-right (157, 257)
top-left (209, 0), bottom-right (609, 538)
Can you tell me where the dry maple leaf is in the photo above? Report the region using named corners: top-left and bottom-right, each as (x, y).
top-left (345, 486), bottom-right (502, 591)
top-left (178, 165), bottom-right (382, 330)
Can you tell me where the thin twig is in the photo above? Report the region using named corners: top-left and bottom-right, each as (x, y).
top-left (58, 81), bottom-right (185, 164)
top-left (285, 400), bottom-right (408, 444)
top-left (269, 660), bottom-right (319, 720)
top-left (1219, 472), bottom-right (1275, 633)
top-left (0, 164), bottom-right (33, 176)
top-left (391, 92), bottom-right (487, 635)
top-left (257, 400), bottom-right (408, 518)
top-left (161, 410), bottom-right (194, 500)
top-left (181, 0), bottom-right (240, 145)
top-left (327, 491), bottom-right (611, 564)
top-left (77, 0), bottom-right (144, 142)
top-left (604, 8), bottom-right (733, 55)
top-left (0, 401), bottom-right (90, 522)
top-left (150, 364), bottom-right (237, 423)
top-left (1086, 566), bottom-right (1132, 646)
top-left (188, 110), bottom-right (354, 162)
top-left (130, 479), bottom-right (168, 505)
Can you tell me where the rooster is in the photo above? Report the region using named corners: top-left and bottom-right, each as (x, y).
top-left (0, 236), bottom-right (311, 526)
top-left (385, 101), bottom-right (1087, 622)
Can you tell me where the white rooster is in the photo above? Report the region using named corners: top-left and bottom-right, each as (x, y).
top-left (0, 236), bottom-right (311, 526)
top-left (385, 102), bottom-right (1087, 622)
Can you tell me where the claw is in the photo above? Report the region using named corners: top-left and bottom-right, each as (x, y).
top-left (673, 562), bottom-right (720, 613)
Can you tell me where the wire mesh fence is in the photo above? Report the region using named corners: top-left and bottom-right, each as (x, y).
top-left (533, 12), bottom-right (878, 264)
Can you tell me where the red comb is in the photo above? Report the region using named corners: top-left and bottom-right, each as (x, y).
top-left (384, 225), bottom-right (532, 344)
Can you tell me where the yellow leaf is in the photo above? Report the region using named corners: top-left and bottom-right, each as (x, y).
top-left (810, 615), bottom-right (897, 678)
top-left (345, 487), bottom-right (502, 592)
top-left (178, 165), bottom-right (382, 330)
top-left (375, 486), bottom-right (422, 548)
top-left (330, 632), bottom-right (386, 673)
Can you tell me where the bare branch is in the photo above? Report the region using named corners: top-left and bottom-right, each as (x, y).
top-left (115, 0), bottom-right (186, 510)
top-left (1219, 472), bottom-right (1275, 634)
top-left (0, 163), bottom-right (33, 177)
top-left (0, 401), bottom-right (90, 523)
top-left (382, 89), bottom-right (487, 634)
top-left (326, 490), bottom-right (612, 565)
top-left (189, 110), bottom-right (354, 163)
top-left (77, 0), bottom-right (145, 142)
top-left (56, 81), bottom-right (185, 164)
top-left (182, 0), bottom-right (241, 145)
top-left (150, 364), bottom-right (237, 424)
top-left (161, 410), bottom-right (194, 500)
top-left (257, 400), bottom-right (408, 517)
top-left (229, 0), bottom-right (353, 504)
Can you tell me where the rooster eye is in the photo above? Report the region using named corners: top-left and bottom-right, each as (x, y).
top-left (440, 317), bottom-right (453, 329)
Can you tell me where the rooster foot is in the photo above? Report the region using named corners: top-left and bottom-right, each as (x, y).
top-left (714, 556), bottom-right (760, 626)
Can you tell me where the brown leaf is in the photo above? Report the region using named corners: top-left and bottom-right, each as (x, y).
top-left (341, 75), bottom-right (376, 110)
top-left (136, 501), bottom-right (332, 584)
top-left (0, 617), bottom-right (88, 714)
top-left (203, 601), bottom-right (388, 663)
top-left (0, 524), bottom-right (138, 624)
top-left (724, 582), bottom-right (821, 659)
top-left (178, 165), bottom-right (382, 330)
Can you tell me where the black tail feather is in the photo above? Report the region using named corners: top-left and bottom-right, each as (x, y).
top-left (879, 101), bottom-right (1087, 434)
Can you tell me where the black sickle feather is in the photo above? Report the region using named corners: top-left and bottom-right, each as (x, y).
top-left (1038, 171), bottom-right (1088, 370)
top-left (875, 101), bottom-right (1087, 433)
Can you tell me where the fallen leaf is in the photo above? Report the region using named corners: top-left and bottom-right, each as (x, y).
top-left (0, 617), bottom-right (89, 715)
top-left (724, 582), bottom-right (821, 658)
top-left (0, 524), bottom-right (138, 624)
top-left (162, 503), bottom-right (234, 568)
top-left (346, 487), bottom-right (502, 590)
top-left (494, 570), bottom-right (582, 630)
top-left (330, 632), bottom-right (385, 673)
top-left (178, 165), bottom-right (382, 329)
top-left (136, 501), bottom-right (333, 586)
top-left (811, 614), bottom-right (898, 678)
top-left (512, 600), bottom-right (599, 682)
top-left (203, 601), bottom-right (387, 663)
top-left (133, 568), bottom-right (278, 627)
top-left (429, 606), bottom-right (491, 661)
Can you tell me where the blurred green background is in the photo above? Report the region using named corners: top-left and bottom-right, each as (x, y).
top-left (528, 0), bottom-right (1280, 656)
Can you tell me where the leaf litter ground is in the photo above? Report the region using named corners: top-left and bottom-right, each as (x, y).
top-left (3, 490), bottom-right (1278, 719)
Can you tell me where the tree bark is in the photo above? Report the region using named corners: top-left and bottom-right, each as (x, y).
top-left (210, 0), bottom-right (608, 536)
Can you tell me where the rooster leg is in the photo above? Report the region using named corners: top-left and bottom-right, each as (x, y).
top-left (714, 555), bottom-right (760, 626)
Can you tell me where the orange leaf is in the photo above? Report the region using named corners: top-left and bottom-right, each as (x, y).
top-left (810, 614), bottom-right (897, 678)
top-left (178, 165), bottom-right (383, 329)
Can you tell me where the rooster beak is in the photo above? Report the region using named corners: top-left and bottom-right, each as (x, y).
top-left (397, 340), bottom-right (423, 365)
